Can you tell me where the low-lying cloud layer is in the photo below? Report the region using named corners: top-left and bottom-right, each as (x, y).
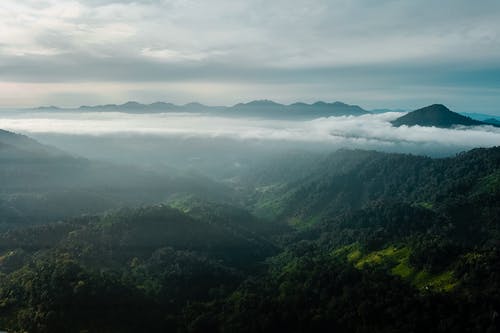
top-left (1, 112), bottom-right (499, 156)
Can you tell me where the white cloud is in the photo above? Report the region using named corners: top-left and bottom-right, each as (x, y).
top-left (1, 111), bottom-right (499, 155)
top-left (2, 0), bottom-right (500, 65)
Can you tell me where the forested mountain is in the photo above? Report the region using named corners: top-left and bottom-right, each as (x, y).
top-left (484, 118), bottom-right (500, 126)
top-left (0, 204), bottom-right (285, 332)
top-left (0, 129), bottom-right (67, 158)
top-left (4, 0), bottom-right (500, 331)
top-left (0, 129), bottom-right (235, 228)
top-left (256, 147), bottom-right (500, 223)
top-left (392, 104), bottom-right (492, 128)
top-left (0, 139), bottom-right (499, 332)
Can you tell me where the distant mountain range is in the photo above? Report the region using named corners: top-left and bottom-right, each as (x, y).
top-left (460, 112), bottom-right (500, 122)
top-left (229, 100), bottom-right (368, 118)
top-left (33, 100), bottom-right (369, 119)
top-left (76, 101), bottom-right (220, 113)
top-left (29, 101), bottom-right (500, 123)
top-left (483, 118), bottom-right (500, 126)
top-left (392, 104), bottom-right (499, 128)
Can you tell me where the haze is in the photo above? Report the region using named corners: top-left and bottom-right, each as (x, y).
top-left (1, 111), bottom-right (499, 173)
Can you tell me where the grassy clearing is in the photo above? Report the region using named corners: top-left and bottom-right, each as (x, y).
top-left (337, 244), bottom-right (458, 292)
top-left (417, 202), bottom-right (434, 210)
top-left (413, 270), bottom-right (457, 292)
top-left (331, 243), bottom-right (361, 262)
top-left (355, 246), bottom-right (410, 269)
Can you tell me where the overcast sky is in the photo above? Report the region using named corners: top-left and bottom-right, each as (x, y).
top-left (1, 0), bottom-right (500, 114)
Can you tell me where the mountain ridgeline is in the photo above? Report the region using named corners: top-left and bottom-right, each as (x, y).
top-left (32, 101), bottom-right (500, 127)
top-left (391, 104), bottom-right (495, 128)
top-left (35, 100), bottom-right (369, 119)
top-left (0, 129), bottom-right (235, 228)
top-left (229, 100), bottom-right (368, 118)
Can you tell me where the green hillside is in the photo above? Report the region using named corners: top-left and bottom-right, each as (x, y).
top-left (0, 138), bottom-right (499, 332)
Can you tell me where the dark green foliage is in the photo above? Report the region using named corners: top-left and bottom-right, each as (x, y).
top-left (0, 204), bottom-right (280, 332)
top-left (0, 130), bottom-right (237, 229)
top-left (0, 145), bottom-right (499, 332)
top-left (483, 118), bottom-right (500, 126)
top-left (273, 147), bottom-right (500, 223)
top-left (409, 235), bottom-right (462, 272)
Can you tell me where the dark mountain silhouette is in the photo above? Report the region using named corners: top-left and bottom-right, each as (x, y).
top-left (77, 101), bottom-right (197, 113)
top-left (484, 118), bottom-right (500, 126)
top-left (31, 100), bottom-right (369, 119)
top-left (391, 104), bottom-right (491, 128)
top-left (233, 100), bottom-right (282, 107)
top-left (0, 129), bottom-right (67, 157)
top-left (228, 100), bottom-right (369, 118)
top-left (0, 129), bottom-right (235, 227)
top-left (460, 112), bottom-right (500, 121)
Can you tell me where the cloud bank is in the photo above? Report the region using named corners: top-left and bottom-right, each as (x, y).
top-left (1, 112), bottom-right (499, 156)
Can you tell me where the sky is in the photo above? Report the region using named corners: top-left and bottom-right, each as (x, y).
top-left (1, 0), bottom-right (500, 114)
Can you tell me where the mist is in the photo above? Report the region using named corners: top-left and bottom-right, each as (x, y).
top-left (1, 111), bottom-right (499, 168)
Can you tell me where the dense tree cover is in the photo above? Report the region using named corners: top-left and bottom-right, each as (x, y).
top-left (0, 205), bottom-right (283, 332)
top-left (262, 147), bottom-right (500, 223)
top-left (0, 129), bottom-right (237, 229)
top-left (0, 146), bottom-right (499, 332)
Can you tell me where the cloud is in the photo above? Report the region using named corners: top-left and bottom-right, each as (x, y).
top-left (2, 0), bottom-right (500, 66)
top-left (1, 111), bottom-right (499, 156)
top-left (1, 0), bottom-right (500, 112)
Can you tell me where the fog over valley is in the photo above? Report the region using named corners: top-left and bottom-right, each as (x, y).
top-left (1, 108), bottom-right (499, 173)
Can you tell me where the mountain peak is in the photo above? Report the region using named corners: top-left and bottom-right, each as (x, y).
top-left (184, 102), bottom-right (206, 108)
top-left (332, 101), bottom-right (349, 106)
top-left (36, 105), bottom-right (61, 110)
top-left (392, 104), bottom-right (486, 128)
top-left (150, 101), bottom-right (176, 108)
top-left (419, 104), bottom-right (452, 113)
top-left (244, 100), bottom-right (281, 106)
top-left (121, 101), bottom-right (142, 107)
